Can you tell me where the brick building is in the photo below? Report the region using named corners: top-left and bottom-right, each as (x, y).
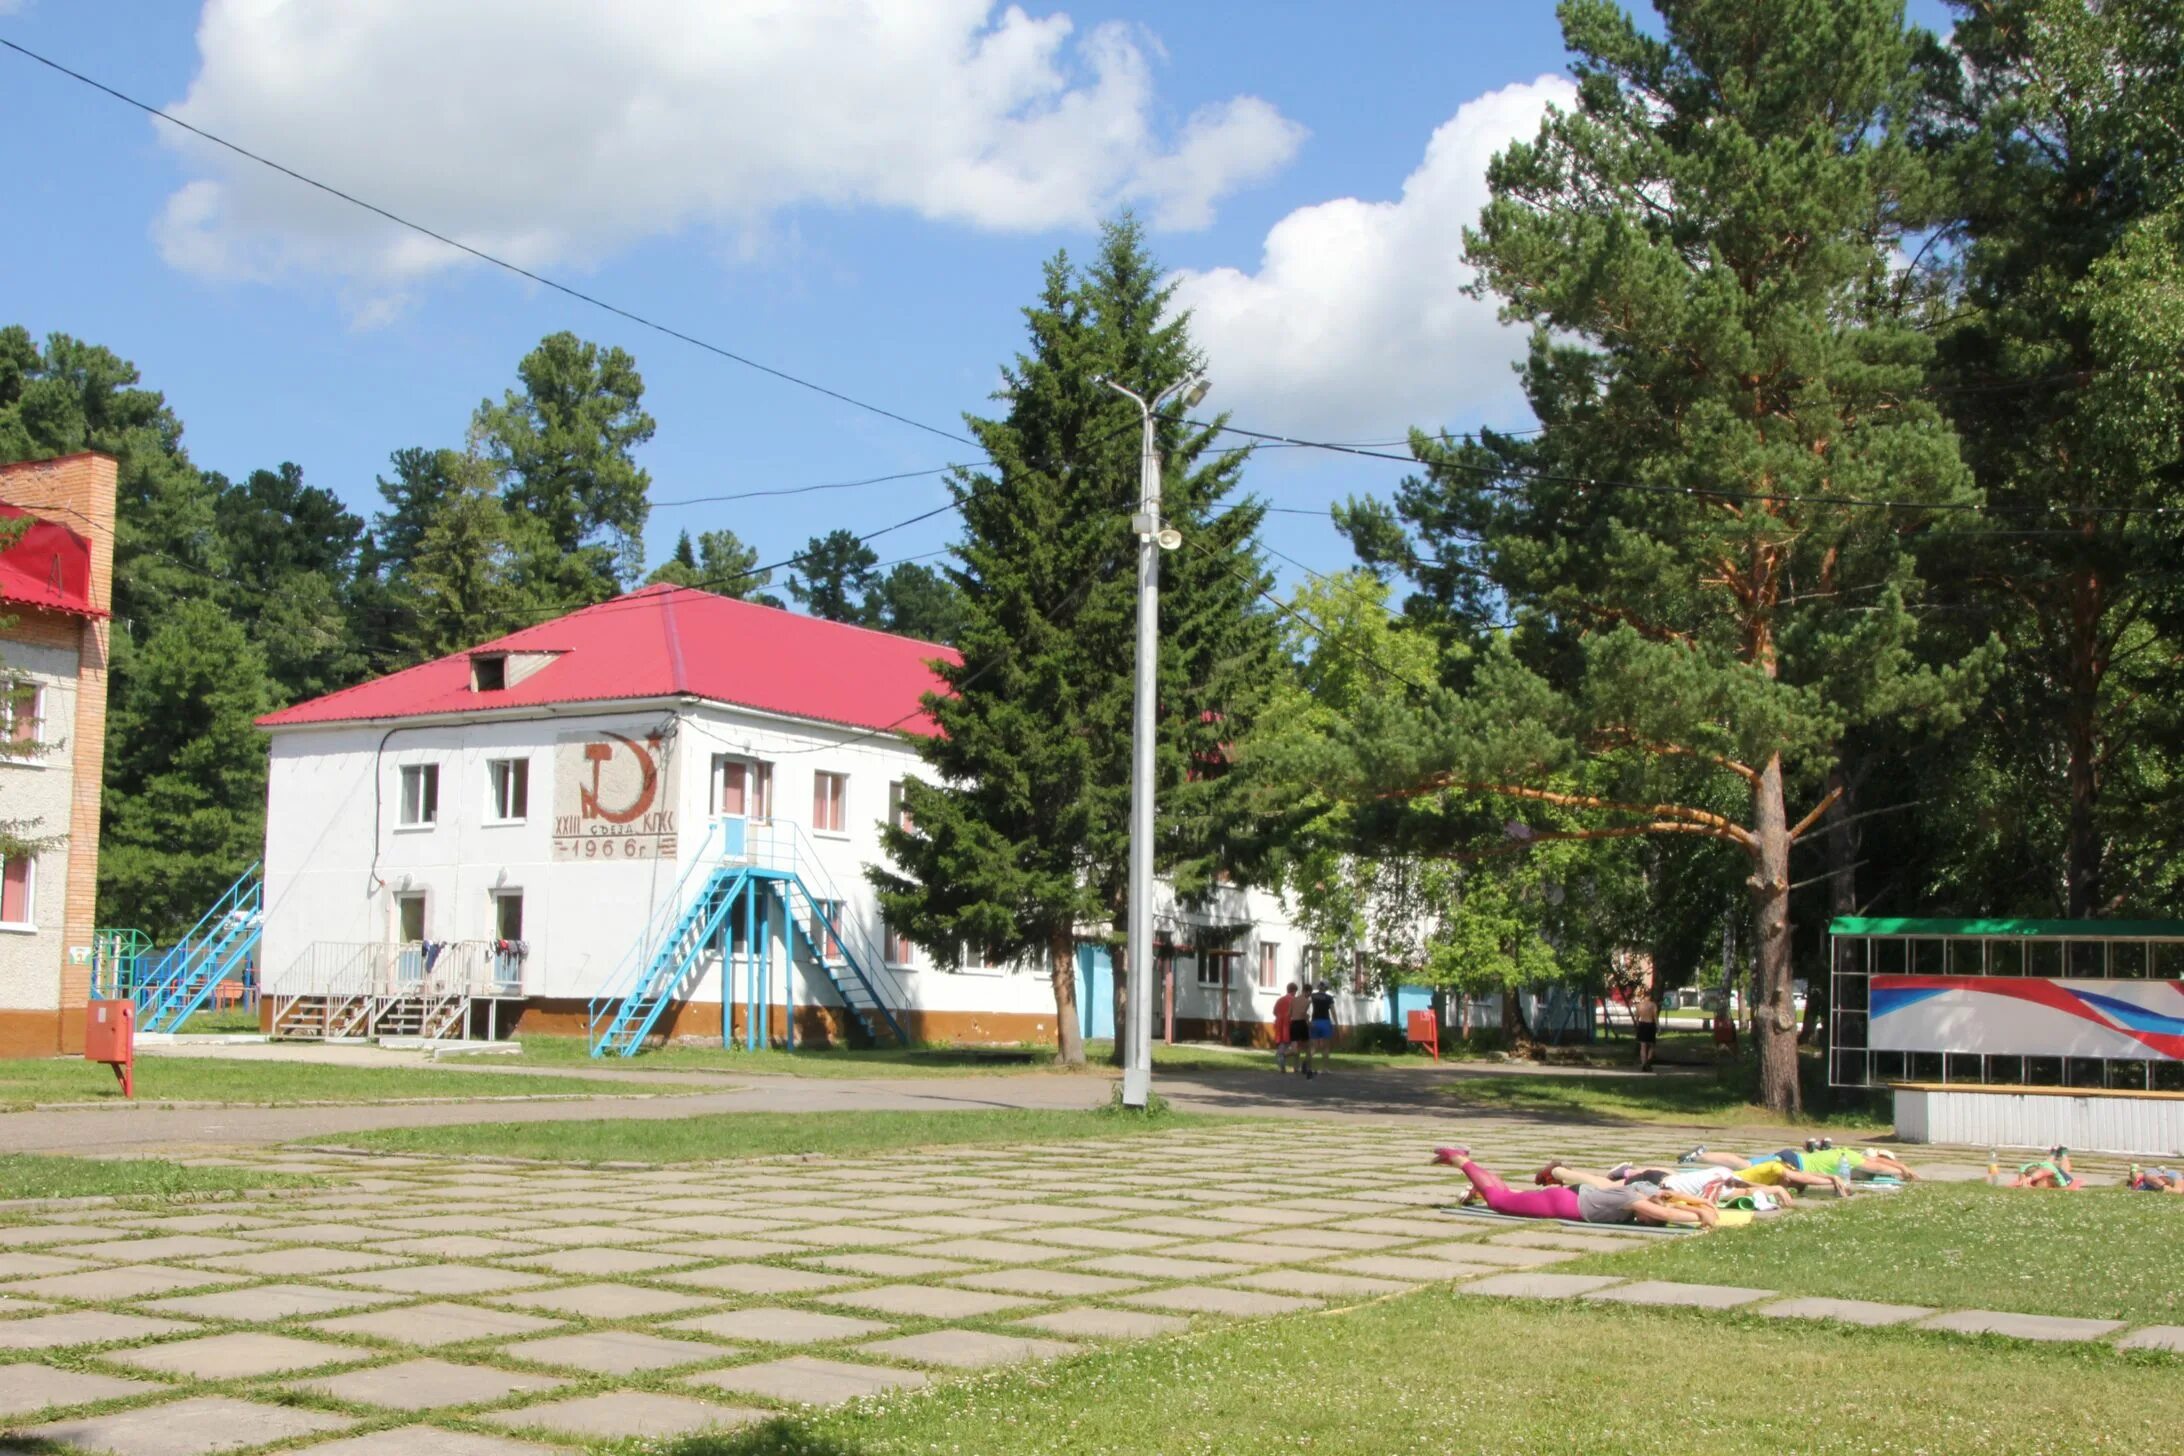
top-left (0, 453), bottom-right (116, 1056)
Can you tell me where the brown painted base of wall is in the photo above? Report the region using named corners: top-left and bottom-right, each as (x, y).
top-left (0, 1009), bottom-right (61, 1058)
top-left (501, 998), bottom-right (1059, 1051)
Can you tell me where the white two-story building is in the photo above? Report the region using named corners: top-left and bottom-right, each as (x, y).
top-left (256, 584), bottom-right (1360, 1049)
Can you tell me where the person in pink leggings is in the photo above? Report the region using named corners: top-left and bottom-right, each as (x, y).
top-left (1432, 1145), bottom-right (1716, 1227)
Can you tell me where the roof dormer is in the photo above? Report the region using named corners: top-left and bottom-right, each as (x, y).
top-left (469, 649), bottom-right (559, 692)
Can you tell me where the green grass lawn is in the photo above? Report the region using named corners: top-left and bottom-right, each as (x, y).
top-left (1440, 1066), bottom-right (1890, 1129)
top-left (647, 1288), bottom-right (2183, 1456)
top-left (331, 1106), bottom-right (1223, 1163)
top-left (171, 1005), bottom-right (264, 1034)
top-left (0, 1153), bottom-right (307, 1201)
top-left (514, 1035), bottom-right (1070, 1078)
top-left (0, 1056), bottom-right (670, 1108)
top-left (1561, 1182), bottom-right (2183, 1325)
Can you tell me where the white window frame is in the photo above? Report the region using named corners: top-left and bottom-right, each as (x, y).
top-left (887, 779), bottom-right (915, 834)
top-left (1196, 947), bottom-right (1232, 988)
top-left (812, 770), bottom-right (849, 836)
top-left (485, 757), bottom-right (529, 824)
top-left (805, 898), bottom-right (846, 959)
top-left (1257, 942), bottom-right (1280, 991)
top-left (397, 763), bottom-right (439, 829)
top-left (0, 855), bottom-right (35, 931)
top-left (882, 916), bottom-right (916, 968)
top-left (491, 888), bottom-right (525, 942)
top-left (711, 755), bottom-right (773, 821)
top-left (3, 681), bottom-right (46, 764)
top-left (393, 890), bottom-right (427, 943)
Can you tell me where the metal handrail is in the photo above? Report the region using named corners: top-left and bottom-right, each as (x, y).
top-left (745, 820), bottom-right (911, 1011)
top-left (585, 819), bottom-right (726, 1033)
top-left (266, 940), bottom-right (521, 1000)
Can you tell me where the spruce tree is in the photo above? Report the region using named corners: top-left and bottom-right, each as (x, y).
top-left (872, 217), bottom-right (1275, 1065)
top-left (1331, 0), bottom-right (1987, 1111)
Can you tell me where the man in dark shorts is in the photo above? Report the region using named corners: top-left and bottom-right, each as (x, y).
top-left (1633, 986), bottom-right (1660, 1071)
top-left (1306, 982), bottom-right (1337, 1078)
top-left (1287, 986), bottom-right (1314, 1077)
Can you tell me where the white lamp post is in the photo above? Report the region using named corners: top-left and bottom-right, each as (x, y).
top-left (1100, 373), bottom-right (1207, 1107)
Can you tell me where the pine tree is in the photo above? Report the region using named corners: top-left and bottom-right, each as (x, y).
top-left (399, 448), bottom-right (546, 660)
top-left (100, 599), bottom-right (271, 937)
top-left (1330, 0), bottom-right (1989, 1112)
top-left (474, 332), bottom-right (655, 603)
top-left (786, 530), bottom-right (880, 622)
top-left (1924, 0), bottom-right (2184, 915)
top-left (871, 217), bottom-right (1275, 1066)
top-left (647, 527), bottom-right (777, 601)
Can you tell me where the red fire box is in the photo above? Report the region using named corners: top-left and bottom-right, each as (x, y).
top-left (85, 999), bottom-right (134, 1099)
top-left (1405, 1007), bottom-right (1439, 1061)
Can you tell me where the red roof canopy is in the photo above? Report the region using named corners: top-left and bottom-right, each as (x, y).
top-left (0, 505), bottom-right (104, 619)
top-left (258, 584), bottom-right (958, 734)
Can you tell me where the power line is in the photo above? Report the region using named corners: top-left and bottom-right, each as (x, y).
top-left (0, 36), bottom-right (975, 451)
top-left (1197, 418), bottom-right (2184, 519)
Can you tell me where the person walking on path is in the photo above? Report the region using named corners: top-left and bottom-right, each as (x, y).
top-left (1272, 983), bottom-right (1299, 1074)
top-left (1632, 986), bottom-right (1661, 1072)
top-left (1305, 982), bottom-right (1337, 1079)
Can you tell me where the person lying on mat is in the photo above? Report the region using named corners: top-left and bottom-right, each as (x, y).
top-left (1431, 1146), bottom-right (1716, 1228)
top-left (2127, 1164), bottom-right (2183, 1194)
top-left (1540, 1160), bottom-right (1842, 1202)
top-left (2011, 1147), bottom-right (2081, 1189)
top-left (1682, 1143), bottom-right (1916, 1181)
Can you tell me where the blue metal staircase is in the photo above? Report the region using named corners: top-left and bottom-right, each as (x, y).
top-left (587, 821), bottom-right (907, 1057)
top-left (136, 865), bottom-right (264, 1033)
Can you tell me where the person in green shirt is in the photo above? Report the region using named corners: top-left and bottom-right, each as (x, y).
top-left (2011, 1146), bottom-right (2081, 1189)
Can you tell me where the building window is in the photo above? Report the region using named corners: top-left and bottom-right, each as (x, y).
top-left (887, 780), bottom-right (915, 834)
top-left (395, 891), bottom-right (426, 943)
top-left (812, 771), bottom-right (848, 834)
top-left (3, 681), bottom-right (43, 750)
top-left (398, 764), bottom-right (439, 827)
top-left (0, 857), bottom-right (33, 927)
top-left (1258, 943), bottom-right (1280, 990)
top-left (493, 890), bottom-right (524, 941)
top-left (883, 917), bottom-right (915, 966)
top-left (1350, 950), bottom-right (1372, 994)
top-left (486, 758), bottom-right (529, 822)
top-left (1198, 948), bottom-right (1239, 987)
top-left (806, 899), bottom-right (845, 959)
top-left (711, 756), bottom-right (772, 820)
top-left (1301, 945), bottom-right (1324, 985)
top-left (470, 653), bottom-right (507, 692)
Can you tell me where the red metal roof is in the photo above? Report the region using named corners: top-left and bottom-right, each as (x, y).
top-left (0, 505), bottom-right (105, 620)
top-left (257, 584), bottom-right (957, 734)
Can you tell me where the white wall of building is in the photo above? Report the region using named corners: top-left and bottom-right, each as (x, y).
top-left (262, 697), bottom-right (1382, 1038)
top-left (0, 637), bottom-right (77, 1011)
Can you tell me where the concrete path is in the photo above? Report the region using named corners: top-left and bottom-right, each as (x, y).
top-left (1, 1060), bottom-right (1829, 1158)
top-left (0, 1120), bottom-right (2169, 1454)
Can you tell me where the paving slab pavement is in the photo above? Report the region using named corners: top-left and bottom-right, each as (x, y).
top-left (1916, 1309), bottom-right (2127, 1342)
top-left (0, 1361), bottom-right (160, 1419)
top-left (686, 1354), bottom-right (930, 1405)
top-left (18, 1393), bottom-right (353, 1456)
top-left (1755, 1297), bottom-right (1936, 1327)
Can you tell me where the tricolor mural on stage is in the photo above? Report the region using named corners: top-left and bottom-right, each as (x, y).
top-left (1870, 976), bottom-right (2184, 1061)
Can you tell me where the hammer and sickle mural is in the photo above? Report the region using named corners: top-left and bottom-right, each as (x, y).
top-left (554, 728), bottom-right (679, 860)
top-left (579, 731), bottom-right (662, 824)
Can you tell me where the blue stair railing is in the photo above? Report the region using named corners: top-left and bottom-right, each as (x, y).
top-left (137, 864), bottom-right (264, 1033)
top-left (587, 818), bottom-right (910, 1055)
top-left (587, 820), bottom-right (743, 1057)
top-left (773, 875), bottom-right (907, 1047)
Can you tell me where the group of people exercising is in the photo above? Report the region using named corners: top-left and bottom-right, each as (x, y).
top-left (1430, 1138), bottom-right (1919, 1228)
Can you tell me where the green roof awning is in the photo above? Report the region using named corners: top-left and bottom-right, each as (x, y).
top-left (1829, 917), bottom-right (2184, 939)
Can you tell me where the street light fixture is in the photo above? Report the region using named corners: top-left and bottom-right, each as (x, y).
top-left (1099, 372), bottom-right (1207, 1108)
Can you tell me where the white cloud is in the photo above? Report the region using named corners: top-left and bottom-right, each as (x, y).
top-left (1170, 76), bottom-right (1575, 441)
top-left (155, 0), bottom-right (1304, 291)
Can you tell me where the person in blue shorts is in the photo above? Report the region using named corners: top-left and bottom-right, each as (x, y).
top-left (1304, 983), bottom-right (1337, 1079)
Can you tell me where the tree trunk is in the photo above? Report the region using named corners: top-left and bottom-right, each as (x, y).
top-left (1048, 928), bottom-right (1085, 1067)
top-left (1499, 985), bottom-right (1536, 1056)
top-left (1107, 938), bottom-right (1129, 1068)
top-left (1750, 754), bottom-right (1802, 1114)
top-left (1803, 761), bottom-right (1858, 1045)
top-left (2064, 567), bottom-right (2105, 916)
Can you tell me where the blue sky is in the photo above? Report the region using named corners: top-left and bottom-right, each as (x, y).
top-left (0, 1), bottom-right (1951, 590)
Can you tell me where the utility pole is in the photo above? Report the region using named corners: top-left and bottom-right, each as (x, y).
top-left (1100, 373), bottom-right (1207, 1107)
